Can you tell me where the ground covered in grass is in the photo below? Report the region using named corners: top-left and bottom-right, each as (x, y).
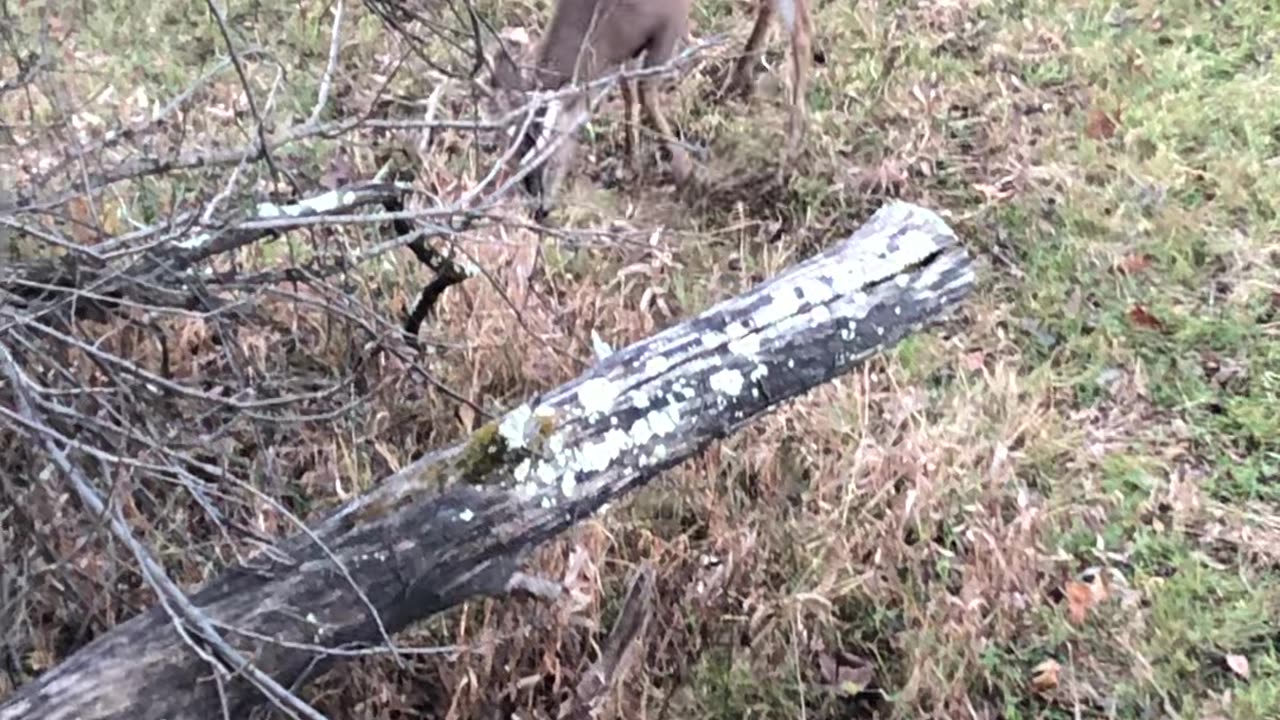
top-left (2, 0), bottom-right (1277, 718)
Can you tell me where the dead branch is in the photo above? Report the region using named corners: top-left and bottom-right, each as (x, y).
top-left (0, 201), bottom-right (976, 720)
top-left (558, 563), bottom-right (655, 720)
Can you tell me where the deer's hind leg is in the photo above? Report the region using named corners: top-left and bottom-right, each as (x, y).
top-left (726, 0), bottom-right (774, 98)
top-left (637, 28), bottom-right (694, 186)
top-left (620, 76), bottom-right (639, 170)
top-left (637, 79), bottom-right (693, 185)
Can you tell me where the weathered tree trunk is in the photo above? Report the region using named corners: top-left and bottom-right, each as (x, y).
top-left (0, 201), bottom-right (976, 720)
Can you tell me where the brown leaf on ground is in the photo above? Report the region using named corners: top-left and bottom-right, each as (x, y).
top-left (1065, 567), bottom-right (1116, 624)
top-left (319, 152), bottom-right (357, 190)
top-left (1127, 304), bottom-right (1165, 330)
top-left (837, 664), bottom-right (874, 696)
top-left (961, 350), bottom-right (985, 371)
top-left (1085, 104), bottom-right (1120, 140)
top-left (456, 403), bottom-right (476, 432)
top-left (1199, 350), bottom-right (1248, 388)
top-left (817, 651), bottom-right (874, 696)
top-left (1065, 580), bottom-right (1096, 624)
top-left (1031, 659), bottom-right (1061, 693)
top-left (1115, 253), bottom-right (1154, 275)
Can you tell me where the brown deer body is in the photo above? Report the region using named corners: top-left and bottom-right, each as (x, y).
top-left (487, 0), bottom-right (813, 219)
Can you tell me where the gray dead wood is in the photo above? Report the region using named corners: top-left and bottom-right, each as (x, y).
top-left (0, 182), bottom-right (469, 321)
top-left (558, 563), bottom-right (656, 719)
top-left (0, 201), bottom-right (976, 720)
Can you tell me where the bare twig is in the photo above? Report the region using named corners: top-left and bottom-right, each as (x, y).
top-left (203, 0), bottom-right (291, 193)
top-left (307, 0), bottom-right (346, 127)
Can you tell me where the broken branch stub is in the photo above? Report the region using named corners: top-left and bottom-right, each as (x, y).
top-left (0, 201), bottom-right (975, 720)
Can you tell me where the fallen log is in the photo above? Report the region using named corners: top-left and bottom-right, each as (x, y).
top-left (0, 201), bottom-right (976, 720)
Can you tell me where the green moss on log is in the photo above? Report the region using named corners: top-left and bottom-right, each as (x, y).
top-left (458, 420), bottom-right (511, 485)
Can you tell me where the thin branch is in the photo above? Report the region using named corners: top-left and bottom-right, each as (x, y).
top-left (307, 0), bottom-right (345, 127)
top-left (203, 0), bottom-right (290, 193)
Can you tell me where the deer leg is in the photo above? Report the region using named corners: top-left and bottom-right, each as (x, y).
top-left (638, 27), bottom-right (694, 187)
top-left (637, 77), bottom-right (692, 187)
top-left (726, 0), bottom-right (775, 99)
top-left (620, 77), bottom-right (639, 170)
top-left (784, 0), bottom-right (812, 154)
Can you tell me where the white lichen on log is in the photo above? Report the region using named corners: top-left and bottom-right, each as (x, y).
top-left (479, 201), bottom-right (974, 516)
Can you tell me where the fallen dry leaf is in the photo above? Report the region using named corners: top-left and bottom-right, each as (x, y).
top-left (961, 350), bottom-right (985, 371)
top-left (1116, 253), bottom-right (1154, 275)
top-left (1225, 653), bottom-right (1250, 680)
top-left (972, 180), bottom-right (1016, 202)
top-left (1065, 580), bottom-right (1094, 624)
top-left (1085, 104), bottom-right (1120, 141)
top-left (456, 404), bottom-right (476, 432)
top-left (1127, 304), bottom-right (1165, 331)
top-left (1080, 567), bottom-right (1113, 602)
top-left (319, 152), bottom-right (357, 190)
top-left (1200, 351), bottom-right (1248, 388)
top-left (1031, 658), bottom-right (1061, 693)
top-left (817, 651), bottom-right (874, 696)
top-left (1065, 568), bottom-right (1115, 624)
top-left (837, 664), bottom-right (874, 696)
